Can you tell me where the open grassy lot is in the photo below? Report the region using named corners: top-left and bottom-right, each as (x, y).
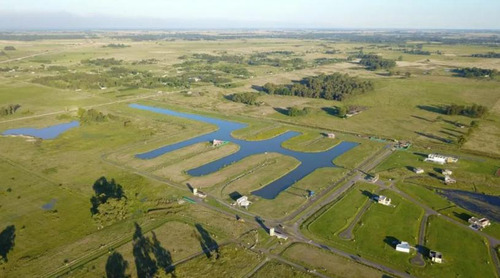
top-left (305, 188), bottom-right (425, 273)
top-left (306, 182), bottom-right (379, 238)
top-left (251, 260), bottom-right (314, 278)
top-left (283, 243), bottom-right (388, 278)
top-left (411, 216), bottom-right (497, 278)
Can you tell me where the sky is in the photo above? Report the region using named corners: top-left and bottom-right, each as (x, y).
top-left (0, 0), bottom-right (499, 30)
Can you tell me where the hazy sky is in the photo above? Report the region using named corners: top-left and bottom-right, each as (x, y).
top-left (1, 0), bottom-right (499, 29)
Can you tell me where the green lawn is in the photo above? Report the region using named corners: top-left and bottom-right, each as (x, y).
top-left (306, 182), bottom-right (378, 239)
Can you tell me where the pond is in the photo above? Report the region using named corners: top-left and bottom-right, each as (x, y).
top-left (2, 121), bottom-right (79, 140)
top-left (131, 104), bottom-right (358, 199)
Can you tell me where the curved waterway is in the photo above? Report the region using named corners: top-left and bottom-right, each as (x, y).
top-left (131, 104), bottom-right (358, 199)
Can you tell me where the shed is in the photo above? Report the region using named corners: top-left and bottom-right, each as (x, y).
top-left (395, 241), bottom-right (411, 253)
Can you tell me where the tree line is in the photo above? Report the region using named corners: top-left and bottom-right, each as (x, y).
top-left (471, 52), bottom-right (500, 58)
top-left (445, 104), bottom-right (488, 118)
top-left (262, 73), bottom-right (374, 101)
top-left (454, 67), bottom-right (497, 78)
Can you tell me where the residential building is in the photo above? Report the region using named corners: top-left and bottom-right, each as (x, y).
top-left (395, 241), bottom-right (411, 253)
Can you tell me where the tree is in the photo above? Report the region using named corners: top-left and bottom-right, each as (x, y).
top-left (405, 72), bottom-right (412, 78)
top-left (337, 106), bottom-right (347, 117)
top-left (3, 46), bottom-right (16, 51)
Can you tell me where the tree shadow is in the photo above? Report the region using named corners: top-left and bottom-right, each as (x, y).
top-left (433, 167), bottom-right (443, 174)
top-left (413, 152), bottom-right (428, 158)
top-left (405, 166), bottom-right (415, 172)
top-left (411, 115), bottom-right (433, 122)
top-left (440, 130), bottom-right (458, 138)
top-left (151, 232), bottom-right (175, 277)
top-left (195, 224), bottom-right (219, 259)
top-left (415, 131), bottom-right (452, 144)
top-left (251, 85), bottom-right (264, 92)
top-left (0, 225), bottom-right (15, 262)
top-left (132, 223), bottom-right (157, 278)
top-left (255, 216), bottom-right (269, 233)
top-left (273, 107), bottom-right (289, 116)
top-left (361, 190), bottom-right (375, 199)
top-left (416, 105), bottom-right (446, 115)
top-left (427, 172), bottom-right (443, 181)
top-left (106, 251), bottom-right (130, 278)
top-left (415, 244), bottom-right (430, 257)
top-left (91, 176), bottom-right (125, 215)
top-left (453, 212), bottom-right (472, 222)
top-left (443, 127), bottom-right (464, 135)
top-left (383, 236), bottom-right (399, 248)
top-left (229, 191), bottom-right (242, 201)
top-left (321, 107), bottom-right (337, 116)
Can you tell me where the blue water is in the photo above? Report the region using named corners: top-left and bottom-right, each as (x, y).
top-left (2, 121), bottom-right (79, 140)
top-left (131, 104), bottom-right (358, 199)
top-left (42, 199), bottom-right (57, 210)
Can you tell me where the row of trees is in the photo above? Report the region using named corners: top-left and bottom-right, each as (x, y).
top-left (262, 73), bottom-right (374, 101)
top-left (454, 67), bottom-right (497, 78)
top-left (103, 43), bottom-right (130, 48)
top-left (445, 104), bottom-right (488, 118)
top-left (3, 46), bottom-right (16, 51)
top-left (471, 52), bottom-right (500, 58)
top-left (457, 120), bottom-right (480, 147)
top-left (356, 54), bottom-right (396, 70)
top-left (0, 104), bottom-right (21, 116)
top-left (81, 58), bottom-right (123, 67)
top-left (403, 49), bottom-right (431, 55)
top-left (229, 92), bottom-right (259, 105)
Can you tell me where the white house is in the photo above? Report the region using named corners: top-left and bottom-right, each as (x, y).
top-left (326, 133), bottom-right (336, 139)
top-left (444, 175), bottom-right (456, 184)
top-left (442, 169), bottom-right (453, 175)
top-left (395, 241), bottom-right (411, 253)
top-left (468, 217), bottom-right (491, 230)
top-left (375, 195), bottom-right (392, 206)
top-left (414, 168), bottom-right (424, 174)
top-left (424, 154), bottom-right (458, 164)
top-left (236, 196), bottom-right (251, 209)
top-left (430, 251), bottom-right (443, 263)
top-left (192, 188), bottom-right (207, 198)
top-left (269, 228), bottom-right (288, 240)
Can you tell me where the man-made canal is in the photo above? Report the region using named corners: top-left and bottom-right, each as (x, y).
top-left (131, 104), bottom-right (358, 199)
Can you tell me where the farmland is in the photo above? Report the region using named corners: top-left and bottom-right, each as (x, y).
top-left (0, 30), bottom-right (499, 277)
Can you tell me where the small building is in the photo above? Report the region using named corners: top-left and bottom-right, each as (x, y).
top-left (236, 196), bottom-right (251, 209)
top-left (375, 195), bottom-right (391, 206)
top-left (192, 188), bottom-right (207, 198)
top-left (444, 175), bottom-right (456, 184)
top-left (414, 168), bottom-right (424, 174)
top-left (424, 154), bottom-right (458, 165)
top-left (366, 174), bottom-right (379, 183)
top-left (468, 217), bottom-right (491, 230)
top-left (326, 133), bottom-right (336, 139)
top-left (212, 139), bottom-right (228, 147)
top-left (430, 251), bottom-right (443, 263)
top-left (395, 241), bottom-right (411, 253)
top-left (442, 169), bottom-right (453, 175)
top-left (269, 227), bottom-right (288, 240)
